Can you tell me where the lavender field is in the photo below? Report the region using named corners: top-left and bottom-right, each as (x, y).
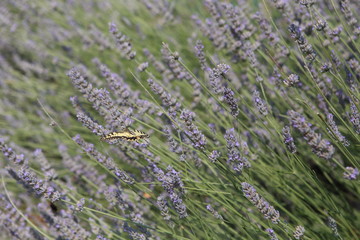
top-left (0, 0), bottom-right (359, 239)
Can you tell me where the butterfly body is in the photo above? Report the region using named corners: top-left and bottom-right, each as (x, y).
top-left (101, 129), bottom-right (149, 143)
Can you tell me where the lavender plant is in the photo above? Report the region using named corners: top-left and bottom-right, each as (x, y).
top-left (0, 0), bottom-right (359, 239)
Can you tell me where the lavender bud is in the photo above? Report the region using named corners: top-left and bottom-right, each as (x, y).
top-left (208, 64), bottom-right (230, 94)
top-left (0, 139), bottom-right (26, 166)
top-left (327, 113), bottom-right (349, 146)
top-left (194, 40), bottom-right (208, 71)
top-left (320, 62), bottom-right (332, 73)
top-left (68, 68), bottom-right (132, 130)
top-left (73, 135), bottom-right (134, 184)
top-left (256, 76), bottom-right (263, 82)
top-left (241, 182), bottom-right (280, 224)
top-left (327, 217), bottom-right (340, 238)
top-left (288, 24), bottom-right (316, 62)
top-left (225, 128), bottom-right (250, 173)
top-left (96, 235), bottom-right (109, 240)
top-left (288, 110), bottom-right (335, 159)
top-left (148, 78), bottom-right (181, 119)
top-left (137, 62), bottom-right (148, 72)
top-left (265, 228), bottom-right (279, 240)
top-left (76, 112), bottom-right (110, 137)
top-left (33, 149), bottom-right (57, 181)
top-left (284, 74), bottom-right (300, 87)
top-left (282, 126), bottom-right (297, 153)
top-left (148, 163), bottom-right (187, 218)
top-left (314, 18), bottom-right (327, 31)
top-left (157, 193), bottom-right (171, 220)
top-left (349, 101), bottom-right (360, 134)
top-left (143, 48), bottom-right (175, 82)
top-left (343, 167), bottom-right (359, 180)
top-left (293, 225), bottom-right (305, 239)
top-left (8, 166), bottom-right (61, 202)
top-left (252, 89), bottom-right (268, 116)
top-left (209, 150), bottom-right (221, 163)
top-left (163, 126), bottom-right (182, 153)
top-left (206, 204), bottom-right (223, 220)
top-left (72, 198), bottom-right (85, 212)
top-left (123, 222), bottom-right (146, 240)
top-left (299, 0), bottom-right (315, 7)
top-left (169, 192), bottom-right (188, 218)
top-left (223, 87), bottom-right (239, 117)
top-left (39, 203), bottom-right (91, 239)
top-left (0, 194), bottom-right (44, 239)
top-left (109, 22), bottom-right (136, 60)
top-left (180, 109), bottom-right (206, 150)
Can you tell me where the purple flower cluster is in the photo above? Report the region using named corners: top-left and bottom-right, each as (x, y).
top-left (0, 194), bottom-right (44, 240)
top-left (288, 24), bottom-right (316, 62)
top-left (293, 225), bottom-right (305, 239)
top-left (38, 202), bottom-right (91, 239)
top-left (343, 167), bottom-right (359, 180)
top-left (109, 22), bottom-right (136, 60)
top-left (327, 113), bottom-right (350, 146)
top-left (252, 89), bottom-right (268, 116)
top-left (73, 134), bottom-right (135, 184)
top-left (288, 110), bottom-right (335, 159)
top-left (76, 112), bottom-right (110, 137)
top-left (163, 126), bottom-right (182, 153)
top-left (208, 64), bottom-right (229, 94)
top-left (180, 109), bottom-right (207, 150)
top-left (327, 217), bottom-right (340, 238)
top-left (157, 193), bottom-right (171, 221)
top-left (0, 139), bottom-right (26, 166)
top-left (222, 87), bottom-right (239, 117)
top-left (7, 166), bottom-right (61, 202)
top-left (68, 67), bottom-right (133, 131)
top-left (224, 128), bottom-right (250, 173)
top-left (33, 148), bottom-right (57, 181)
top-left (58, 144), bottom-right (108, 195)
top-left (148, 78), bottom-right (181, 120)
top-left (143, 48), bottom-right (175, 83)
top-left (282, 125), bottom-right (297, 153)
top-left (206, 204), bottom-right (223, 220)
top-left (149, 163), bottom-right (187, 218)
top-left (265, 228), bottom-right (279, 240)
top-left (209, 150), bottom-right (221, 163)
top-left (349, 101), bottom-right (360, 134)
top-left (241, 182), bottom-right (280, 224)
top-left (194, 40), bottom-right (209, 71)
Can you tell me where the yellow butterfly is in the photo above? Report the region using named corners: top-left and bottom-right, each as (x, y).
top-left (100, 129), bottom-right (149, 143)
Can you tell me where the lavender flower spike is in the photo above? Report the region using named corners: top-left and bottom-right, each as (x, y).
top-left (7, 166), bottom-right (62, 202)
top-left (0, 139), bottom-right (26, 166)
top-left (327, 113), bottom-right (349, 146)
top-left (343, 167), bottom-right (359, 180)
top-left (223, 87), bottom-right (239, 117)
top-left (288, 110), bottom-right (335, 160)
top-left (252, 89), bottom-right (268, 116)
top-left (282, 125), bottom-right (297, 153)
top-left (266, 228), bottom-right (279, 240)
top-left (349, 101), bottom-right (360, 134)
top-left (208, 64), bottom-right (230, 94)
top-left (224, 128), bottom-right (250, 173)
top-left (241, 182), bottom-right (280, 224)
top-left (73, 134), bottom-right (134, 184)
top-left (206, 204), bottom-right (223, 220)
top-left (180, 109), bottom-right (207, 150)
top-left (293, 225), bottom-right (305, 239)
top-left (109, 22), bottom-right (136, 60)
top-left (76, 111), bottom-right (110, 137)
